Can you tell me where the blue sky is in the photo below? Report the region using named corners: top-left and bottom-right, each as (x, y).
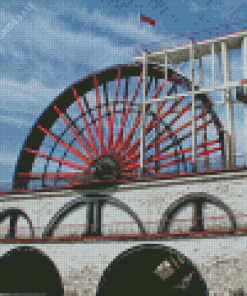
top-left (1, 0), bottom-right (247, 187)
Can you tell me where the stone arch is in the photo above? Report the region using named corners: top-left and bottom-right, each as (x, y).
top-left (97, 244), bottom-right (208, 295)
top-left (0, 246), bottom-right (64, 294)
top-left (158, 192), bottom-right (237, 233)
top-left (43, 195), bottom-right (145, 237)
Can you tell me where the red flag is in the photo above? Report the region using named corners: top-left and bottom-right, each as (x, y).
top-left (140, 14), bottom-right (155, 26)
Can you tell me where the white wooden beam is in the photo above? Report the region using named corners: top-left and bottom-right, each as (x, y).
top-left (140, 49), bottom-right (148, 177)
top-left (243, 36), bottom-right (247, 166)
top-left (190, 38), bottom-right (197, 172)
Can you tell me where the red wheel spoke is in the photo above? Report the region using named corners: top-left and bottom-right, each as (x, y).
top-left (122, 95), bottom-right (187, 159)
top-left (24, 148), bottom-right (87, 170)
top-left (147, 147), bottom-right (221, 171)
top-left (14, 63), bottom-right (226, 190)
top-left (145, 86), bottom-right (174, 135)
top-left (123, 140), bottom-right (140, 159)
top-left (146, 95), bottom-right (185, 134)
top-left (108, 69), bottom-right (121, 152)
top-left (147, 106), bottom-right (206, 150)
top-left (126, 140), bottom-right (218, 170)
top-left (150, 140), bottom-right (219, 161)
top-left (73, 89), bottom-right (97, 155)
top-left (124, 115), bottom-right (213, 170)
top-left (117, 76), bottom-right (154, 154)
top-left (113, 77), bottom-right (129, 151)
top-left (94, 75), bottom-right (104, 154)
top-left (154, 118), bottom-right (214, 157)
top-left (53, 105), bottom-right (92, 157)
top-left (143, 80), bottom-right (167, 135)
top-left (123, 119), bottom-right (214, 167)
top-left (202, 96), bottom-right (223, 130)
top-left (126, 146), bottom-right (221, 172)
top-left (103, 82), bottom-right (110, 150)
top-left (115, 74), bottom-right (143, 152)
top-left (81, 95), bottom-right (99, 156)
top-left (36, 125), bottom-right (90, 163)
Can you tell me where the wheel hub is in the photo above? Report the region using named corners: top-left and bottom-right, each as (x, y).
top-left (90, 155), bottom-right (121, 181)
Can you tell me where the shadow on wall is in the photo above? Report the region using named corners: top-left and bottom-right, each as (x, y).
top-left (0, 246), bottom-right (64, 294)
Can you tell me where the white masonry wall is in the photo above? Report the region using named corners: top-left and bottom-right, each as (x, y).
top-left (0, 172), bottom-right (246, 295)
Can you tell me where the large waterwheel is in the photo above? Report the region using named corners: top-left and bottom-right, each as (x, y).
top-left (14, 63), bottom-right (225, 190)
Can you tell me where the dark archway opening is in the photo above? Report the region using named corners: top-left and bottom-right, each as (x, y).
top-left (0, 246), bottom-right (64, 294)
top-left (97, 244), bottom-right (208, 296)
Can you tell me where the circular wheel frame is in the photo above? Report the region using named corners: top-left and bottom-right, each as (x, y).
top-left (42, 195), bottom-right (145, 238)
top-left (14, 63), bottom-right (225, 190)
top-left (158, 192), bottom-right (237, 234)
top-left (97, 244), bottom-right (208, 295)
top-left (0, 208), bottom-right (34, 239)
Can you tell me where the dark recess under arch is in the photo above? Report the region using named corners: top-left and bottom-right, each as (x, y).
top-left (97, 244), bottom-right (208, 295)
top-left (0, 246), bottom-right (64, 294)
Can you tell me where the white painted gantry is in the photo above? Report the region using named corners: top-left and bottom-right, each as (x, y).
top-left (134, 30), bottom-right (247, 173)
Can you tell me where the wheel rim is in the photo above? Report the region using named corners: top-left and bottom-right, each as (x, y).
top-left (158, 193), bottom-right (237, 233)
top-left (42, 195), bottom-right (145, 238)
top-left (0, 208), bottom-right (34, 239)
top-left (14, 63), bottom-right (225, 190)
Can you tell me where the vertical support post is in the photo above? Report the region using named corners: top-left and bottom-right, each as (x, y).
top-left (199, 56), bottom-right (207, 170)
top-left (86, 200), bottom-right (102, 236)
top-left (199, 57), bottom-right (204, 89)
top-left (175, 136), bottom-right (180, 174)
top-left (155, 78), bottom-right (160, 174)
top-left (171, 79), bottom-right (179, 174)
top-left (212, 42), bottom-right (215, 89)
top-left (86, 202), bottom-right (94, 235)
top-left (222, 41), bottom-right (234, 167)
top-left (94, 200), bottom-right (102, 235)
top-left (190, 37), bottom-right (197, 172)
top-left (243, 36), bottom-right (247, 166)
top-left (202, 104), bottom-right (209, 170)
top-left (8, 213), bottom-right (18, 239)
top-left (219, 49), bottom-right (222, 88)
top-left (191, 202), bottom-right (204, 232)
top-left (164, 53), bottom-right (168, 97)
top-left (140, 49), bottom-right (148, 177)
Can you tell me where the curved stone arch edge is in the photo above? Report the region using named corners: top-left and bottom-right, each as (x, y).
top-left (42, 196), bottom-right (146, 237)
top-left (97, 243), bottom-right (208, 294)
top-left (158, 192), bottom-right (237, 233)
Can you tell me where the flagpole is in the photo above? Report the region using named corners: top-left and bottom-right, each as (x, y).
top-left (138, 12), bottom-right (141, 54)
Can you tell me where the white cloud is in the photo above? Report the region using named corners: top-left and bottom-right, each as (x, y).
top-left (0, 114), bottom-right (30, 128)
top-left (0, 78), bottom-right (60, 115)
top-left (0, 150), bottom-right (18, 165)
top-left (210, 0), bottom-right (247, 20)
top-left (186, 0), bottom-right (207, 13)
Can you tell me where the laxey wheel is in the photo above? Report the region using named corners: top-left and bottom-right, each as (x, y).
top-left (14, 63), bottom-right (225, 190)
top-left (97, 244), bottom-right (208, 295)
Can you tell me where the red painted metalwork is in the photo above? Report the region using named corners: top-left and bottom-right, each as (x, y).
top-left (36, 125), bottom-right (90, 164)
top-left (53, 105), bottom-right (93, 157)
top-left (94, 75), bottom-right (104, 154)
top-left (73, 88), bottom-right (97, 155)
top-left (113, 78), bottom-right (129, 151)
top-left (0, 227), bottom-right (246, 243)
top-left (24, 148), bottom-right (87, 170)
top-left (12, 64), bottom-right (228, 191)
top-left (108, 69), bottom-right (121, 152)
